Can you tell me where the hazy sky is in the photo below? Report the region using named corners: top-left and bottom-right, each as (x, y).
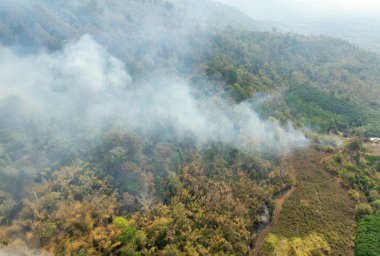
top-left (216, 0), bottom-right (380, 21)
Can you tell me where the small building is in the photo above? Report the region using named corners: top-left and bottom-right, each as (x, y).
top-left (369, 137), bottom-right (380, 144)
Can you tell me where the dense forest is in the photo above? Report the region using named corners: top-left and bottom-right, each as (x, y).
top-left (195, 30), bottom-right (380, 135)
top-left (0, 0), bottom-right (379, 255)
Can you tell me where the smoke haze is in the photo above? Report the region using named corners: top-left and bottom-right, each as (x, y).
top-left (0, 35), bottom-right (308, 154)
top-left (215, 0), bottom-right (380, 21)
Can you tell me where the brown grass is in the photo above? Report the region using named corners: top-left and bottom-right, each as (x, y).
top-left (258, 148), bottom-right (356, 256)
top-left (250, 157), bottom-right (296, 256)
top-left (366, 143), bottom-right (380, 156)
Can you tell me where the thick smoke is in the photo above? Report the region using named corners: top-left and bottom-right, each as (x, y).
top-left (0, 35), bottom-right (308, 152)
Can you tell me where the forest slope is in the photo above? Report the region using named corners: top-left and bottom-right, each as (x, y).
top-left (0, 1), bottom-right (379, 255)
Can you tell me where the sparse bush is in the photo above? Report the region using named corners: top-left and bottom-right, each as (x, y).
top-left (376, 162), bottom-right (380, 172)
top-left (334, 154), bottom-right (343, 164)
top-left (371, 200), bottom-right (380, 212)
top-left (347, 138), bottom-right (363, 152)
top-left (355, 203), bottom-right (373, 220)
top-left (348, 189), bottom-right (360, 201)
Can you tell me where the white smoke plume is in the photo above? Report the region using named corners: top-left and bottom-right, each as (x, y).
top-left (0, 35), bottom-right (309, 153)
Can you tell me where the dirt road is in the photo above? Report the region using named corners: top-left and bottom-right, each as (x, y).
top-left (251, 148), bottom-right (356, 256)
top-left (250, 157), bottom-right (296, 256)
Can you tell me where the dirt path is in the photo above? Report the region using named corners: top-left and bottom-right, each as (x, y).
top-left (255, 148), bottom-right (356, 256)
top-left (250, 156), bottom-right (296, 256)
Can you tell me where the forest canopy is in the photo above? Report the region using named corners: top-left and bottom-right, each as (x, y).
top-left (0, 0), bottom-right (379, 255)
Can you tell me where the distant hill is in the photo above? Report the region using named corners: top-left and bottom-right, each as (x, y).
top-left (0, 0), bottom-right (273, 50)
top-left (283, 16), bottom-right (380, 54)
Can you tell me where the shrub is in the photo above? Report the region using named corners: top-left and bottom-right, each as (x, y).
top-left (371, 200), bottom-right (380, 212)
top-left (355, 203), bottom-right (373, 220)
top-left (348, 189), bottom-right (360, 202)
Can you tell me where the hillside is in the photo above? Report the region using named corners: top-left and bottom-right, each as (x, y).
top-left (1, 0), bottom-right (379, 111)
top-left (287, 16), bottom-right (380, 53)
top-left (195, 30), bottom-right (380, 135)
top-left (259, 148), bottom-right (356, 255)
top-left (0, 0), bottom-right (379, 255)
top-left (0, 0), bottom-right (271, 53)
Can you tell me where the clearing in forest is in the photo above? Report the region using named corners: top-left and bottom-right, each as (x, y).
top-left (366, 143), bottom-right (380, 156)
top-left (259, 148), bottom-right (356, 256)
